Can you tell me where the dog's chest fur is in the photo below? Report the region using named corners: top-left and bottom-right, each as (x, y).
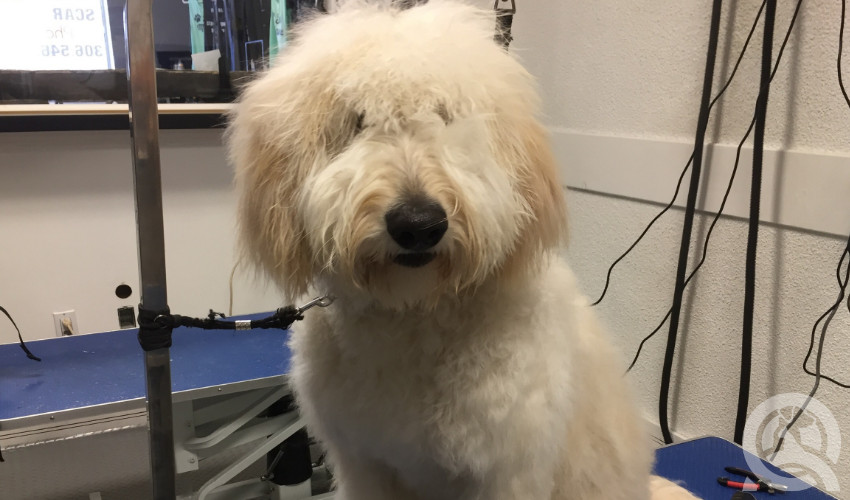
top-left (288, 262), bottom-right (587, 496)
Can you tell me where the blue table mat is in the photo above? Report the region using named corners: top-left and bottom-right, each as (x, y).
top-left (655, 436), bottom-right (837, 499)
top-left (4, 319), bottom-right (838, 500)
top-left (0, 313), bottom-right (291, 420)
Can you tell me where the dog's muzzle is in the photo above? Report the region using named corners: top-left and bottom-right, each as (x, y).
top-left (385, 197), bottom-right (448, 267)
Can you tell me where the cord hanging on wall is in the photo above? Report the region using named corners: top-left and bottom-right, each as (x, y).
top-left (773, 0), bottom-right (850, 455)
top-left (593, 0), bottom-right (769, 310)
top-left (734, 0), bottom-right (777, 446)
top-left (603, 2), bottom-right (804, 432)
top-left (657, 0), bottom-right (724, 446)
top-left (596, 0), bottom-right (803, 444)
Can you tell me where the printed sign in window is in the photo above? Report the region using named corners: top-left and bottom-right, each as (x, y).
top-left (0, 0), bottom-right (114, 70)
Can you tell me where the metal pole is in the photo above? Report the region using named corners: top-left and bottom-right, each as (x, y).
top-left (124, 1), bottom-right (176, 498)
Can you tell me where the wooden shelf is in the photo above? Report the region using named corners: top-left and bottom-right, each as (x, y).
top-left (0, 103), bottom-right (231, 116)
top-left (0, 103), bottom-right (233, 132)
top-left (0, 69), bottom-right (256, 103)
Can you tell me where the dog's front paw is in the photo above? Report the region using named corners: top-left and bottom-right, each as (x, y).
top-left (649, 476), bottom-right (702, 500)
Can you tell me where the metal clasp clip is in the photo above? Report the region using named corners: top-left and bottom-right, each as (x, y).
top-left (296, 295), bottom-right (335, 315)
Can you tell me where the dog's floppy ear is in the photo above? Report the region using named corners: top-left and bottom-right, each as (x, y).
top-left (517, 119), bottom-right (568, 250)
top-left (493, 116), bottom-right (568, 274)
top-left (227, 72), bottom-right (334, 300)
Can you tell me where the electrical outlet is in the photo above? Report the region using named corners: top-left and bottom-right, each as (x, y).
top-left (53, 310), bottom-right (77, 337)
top-left (117, 306), bottom-right (136, 329)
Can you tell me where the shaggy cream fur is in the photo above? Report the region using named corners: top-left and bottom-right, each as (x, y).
top-left (228, 2), bottom-right (701, 499)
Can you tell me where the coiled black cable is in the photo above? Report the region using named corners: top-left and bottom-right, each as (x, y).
top-left (735, 0), bottom-right (776, 446)
top-left (771, 233), bottom-right (850, 459)
top-left (772, 0), bottom-right (850, 457)
top-left (591, 0), bottom-right (768, 308)
top-left (800, 0), bottom-right (850, 390)
top-left (658, 0), bottom-right (725, 445)
top-left (625, 0), bottom-right (804, 375)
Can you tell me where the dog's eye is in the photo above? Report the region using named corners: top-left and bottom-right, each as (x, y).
top-left (354, 112), bottom-right (366, 134)
top-left (436, 105), bottom-right (452, 125)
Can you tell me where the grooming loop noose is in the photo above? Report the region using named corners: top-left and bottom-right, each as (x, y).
top-left (138, 295), bottom-right (334, 347)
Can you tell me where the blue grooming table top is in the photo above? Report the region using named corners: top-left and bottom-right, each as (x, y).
top-left (0, 313), bottom-right (292, 429)
top-left (2, 320), bottom-right (836, 500)
top-left (655, 436), bottom-right (837, 499)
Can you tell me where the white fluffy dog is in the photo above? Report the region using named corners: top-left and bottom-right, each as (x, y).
top-left (228, 2), bottom-right (699, 499)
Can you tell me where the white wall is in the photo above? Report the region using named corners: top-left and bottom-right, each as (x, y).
top-left (511, 0), bottom-right (850, 495)
top-left (0, 129), bottom-right (281, 342)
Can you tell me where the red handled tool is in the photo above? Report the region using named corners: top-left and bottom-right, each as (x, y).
top-left (718, 466), bottom-right (788, 494)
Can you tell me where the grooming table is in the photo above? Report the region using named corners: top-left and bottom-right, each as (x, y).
top-left (5, 323), bottom-right (836, 500)
top-left (0, 313), bottom-right (330, 500)
top-left (655, 436), bottom-right (838, 499)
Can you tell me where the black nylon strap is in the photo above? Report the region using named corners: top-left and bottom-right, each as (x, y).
top-left (735, 0), bottom-right (776, 445)
top-left (0, 305), bottom-right (41, 462)
top-left (495, 13), bottom-right (514, 49)
top-left (137, 305), bottom-right (303, 352)
top-left (659, 0), bottom-right (724, 445)
top-left (0, 305), bottom-right (41, 362)
top-left (167, 307), bottom-right (302, 331)
top-left (494, 0), bottom-right (516, 49)
top-left (137, 305), bottom-right (174, 351)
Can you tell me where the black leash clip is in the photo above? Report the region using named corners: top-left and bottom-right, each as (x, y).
top-left (493, 0), bottom-right (516, 49)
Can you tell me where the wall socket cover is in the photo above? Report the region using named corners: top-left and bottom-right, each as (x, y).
top-left (53, 310), bottom-right (77, 337)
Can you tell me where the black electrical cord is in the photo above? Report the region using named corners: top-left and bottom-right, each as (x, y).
top-left (625, 0), bottom-right (804, 374)
top-left (802, 248), bottom-right (850, 389)
top-left (0, 305), bottom-right (42, 463)
top-left (800, 0), bottom-right (850, 389)
top-left (0, 305), bottom-right (41, 363)
top-left (658, 0), bottom-right (724, 445)
top-left (735, 0), bottom-right (776, 446)
top-left (592, 0), bottom-right (769, 307)
top-left (781, 2), bottom-right (850, 453)
top-left (770, 232), bottom-right (850, 460)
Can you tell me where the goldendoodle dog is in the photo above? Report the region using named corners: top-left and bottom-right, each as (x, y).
top-left (228, 1), bottom-right (699, 499)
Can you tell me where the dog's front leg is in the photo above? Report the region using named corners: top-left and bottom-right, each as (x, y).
top-left (469, 459), bottom-right (558, 500)
top-left (329, 449), bottom-right (420, 500)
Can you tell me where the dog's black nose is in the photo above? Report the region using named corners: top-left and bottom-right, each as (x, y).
top-left (385, 199), bottom-right (448, 251)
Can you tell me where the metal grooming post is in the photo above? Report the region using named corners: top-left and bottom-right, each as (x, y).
top-left (124, 1), bottom-right (177, 498)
